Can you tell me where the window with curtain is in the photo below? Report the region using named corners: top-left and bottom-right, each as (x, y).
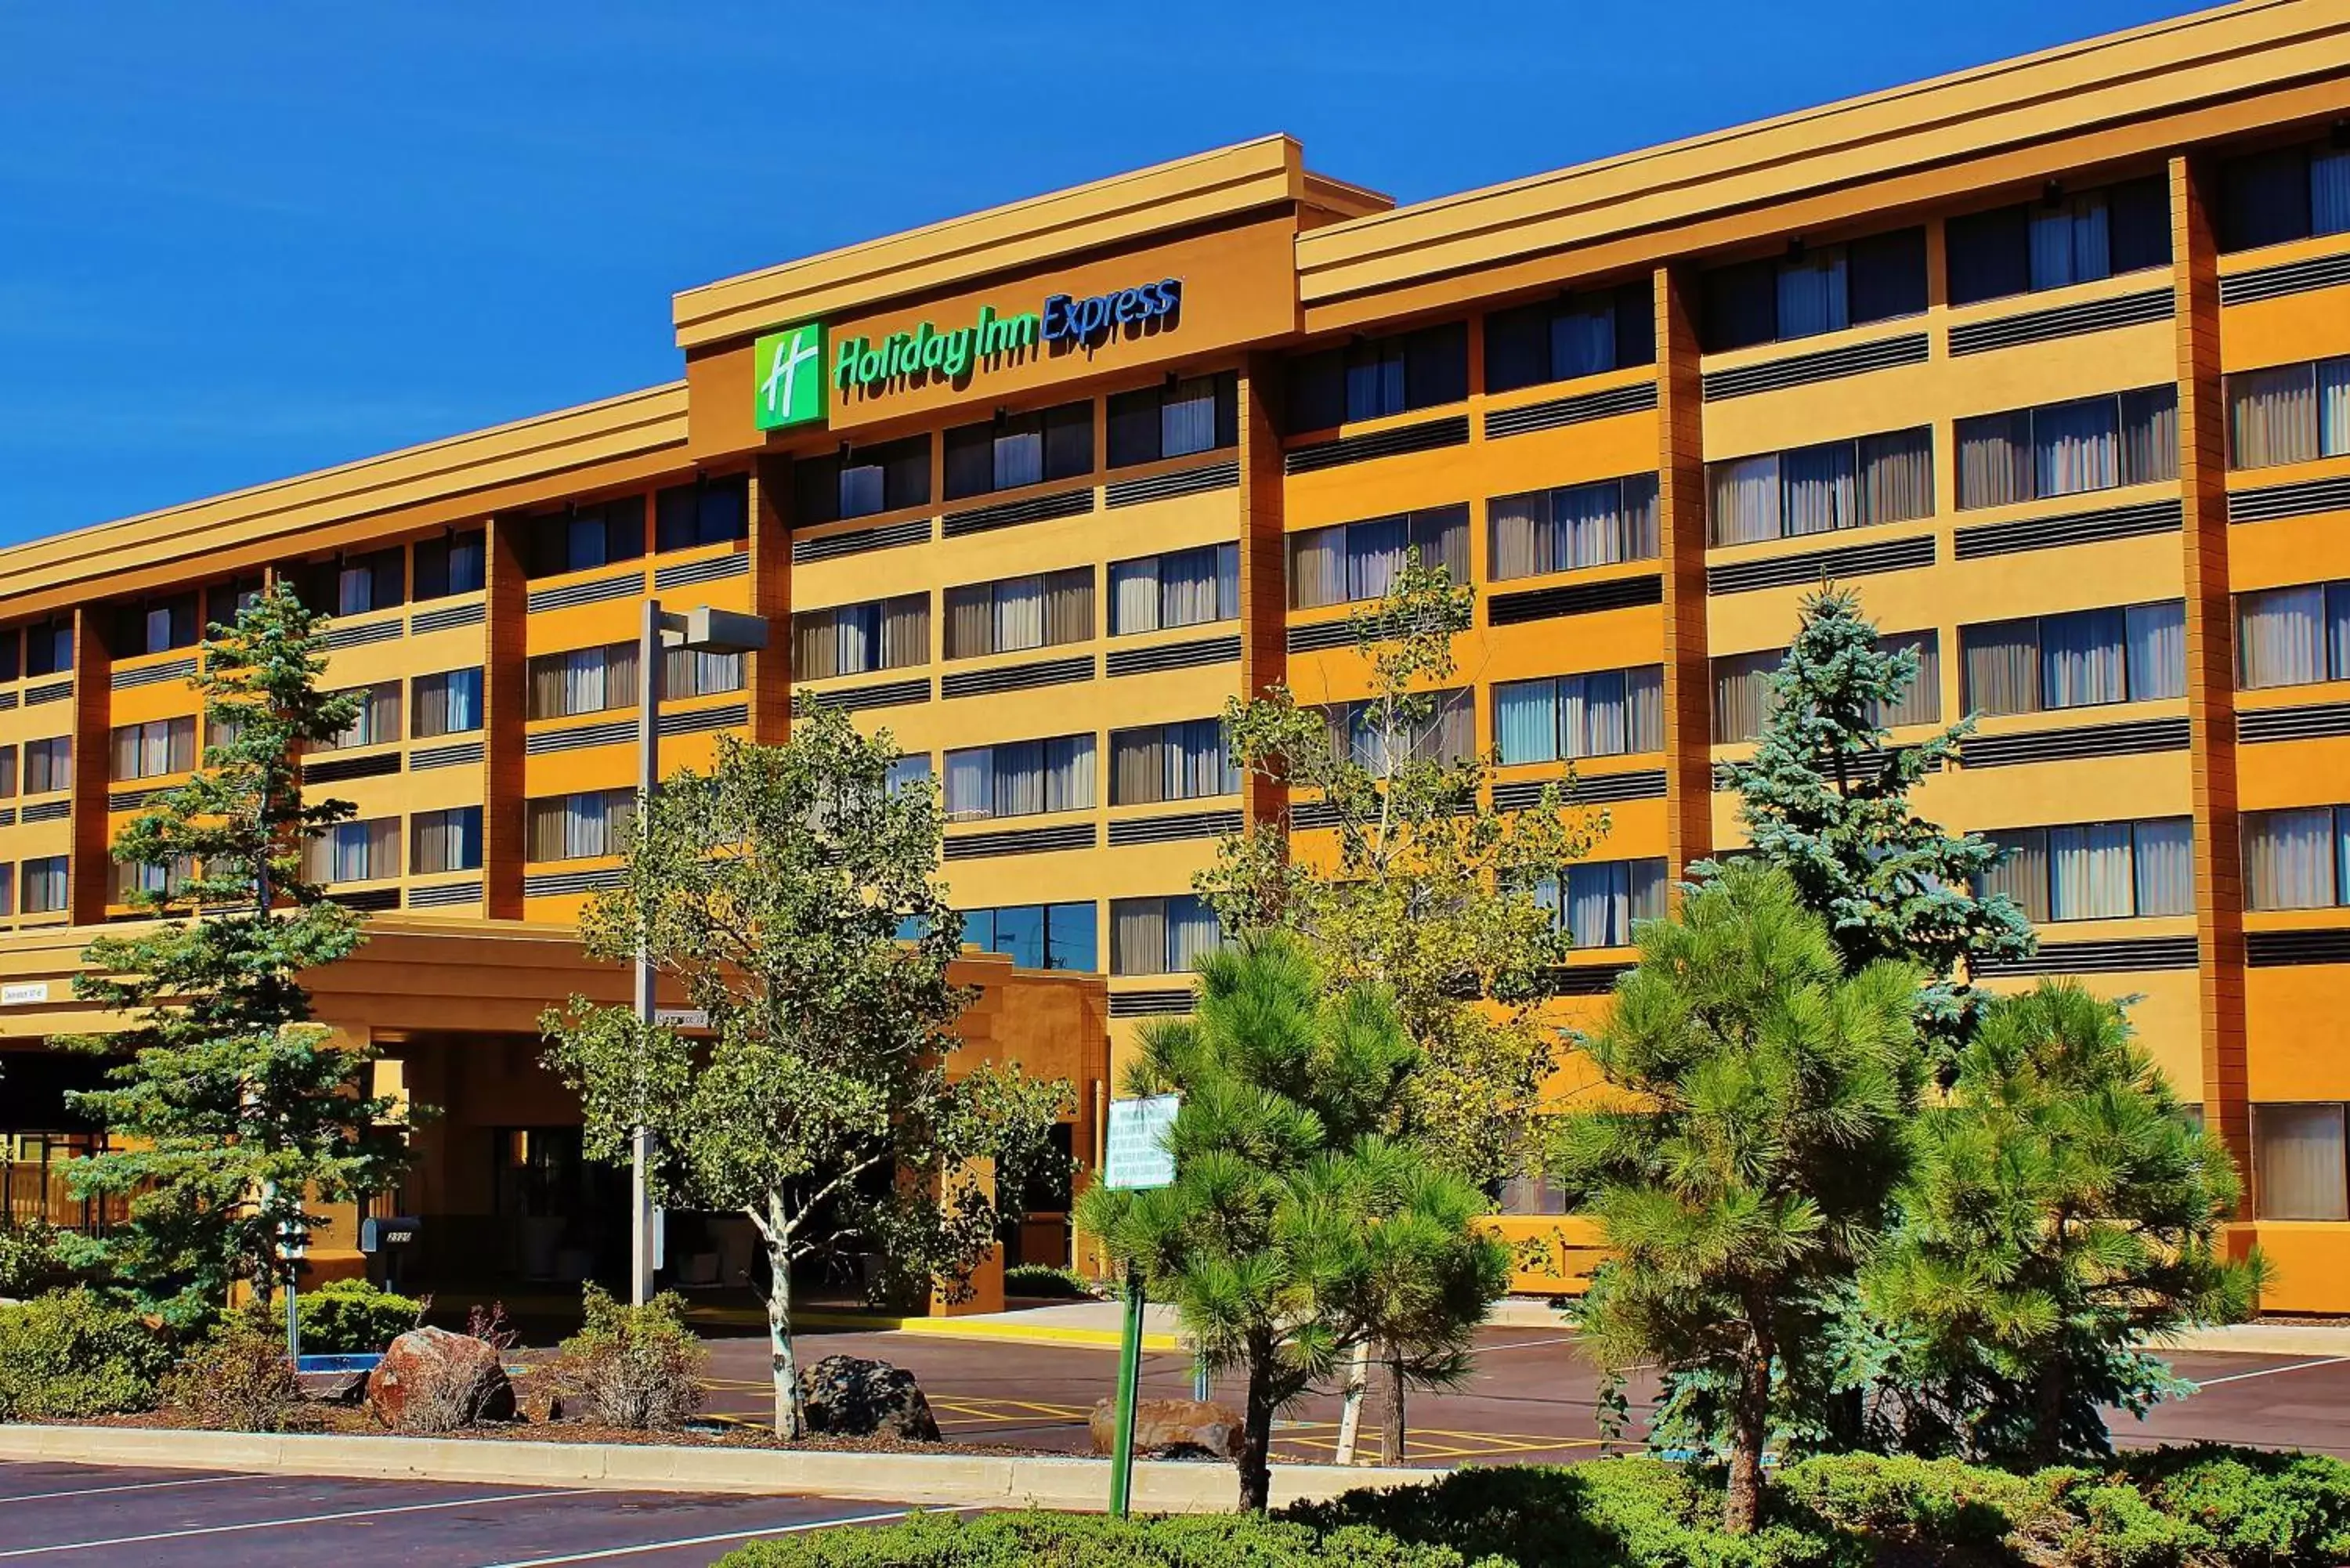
top-left (414, 529), bottom-right (487, 598)
top-left (2236, 581), bottom-right (2350, 688)
top-left (1483, 284), bottom-right (1657, 393)
top-left (942, 568), bottom-right (1094, 659)
top-left (1287, 507), bottom-right (1470, 609)
top-left (1325, 690), bottom-right (1475, 772)
top-left (792, 435), bottom-right (931, 526)
top-left (1111, 893), bottom-right (1224, 975)
top-left (321, 681), bottom-right (402, 750)
top-left (1864, 632), bottom-right (1943, 728)
top-left (1285, 323), bottom-right (1469, 429)
top-left (2219, 139), bottom-right (2350, 252)
top-left (1705, 428), bottom-right (1932, 545)
top-left (653, 474), bottom-right (749, 552)
top-left (412, 806), bottom-right (484, 875)
top-left (332, 548), bottom-right (405, 616)
top-left (113, 592), bottom-right (197, 656)
top-left (21, 856), bottom-right (68, 914)
top-left (1697, 228), bottom-right (1927, 351)
top-left (526, 642), bottom-right (638, 720)
top-left (2253, 1103), bottom-right (2350, 1220)
top-left (943, 734), bottom-right (1095, 820)
top-left (1961, 601), bottom-right (2184, 715)
top-left (1495, 667), bottom-right (1664, 764)
top-left (1106, 373), bottom-right (1242, 467)
top-left (1488, 473), bottom-right (1661, 580)
top-left (1111, 719), bottom-right (1238, 805)
top-left (527, 789), bottom-right (637, 862)
top-left (108, 717), bottom-right (196, 781)
top-left (23, 738), bottom-right (70, 795)
top-left (2242, 804), bottom-right (2350, 910)
top-left (24, 619), bottom-right (71, 677)
top-left (306, 817), bottom-right (400, 884)
top-left (0, 863), bottom-right (13, 915)
top-left (113, 854), bottom-right (194, 906)
top-left (791, 594), bottom-right (929, 680)
top-left (1535, 858), bottom-right (1667, 948)
top-left (1711, 649), bottom-right (1786, 742)
top-left (523, 496), bottom-right (645, 578)
top-left (661, 648), bottom-right (745, 700)
top-left (943, 401), bottom-right (1094, 499)
top-left (412, 668), bottom-right (484, 738)
top-left (1956, 388), bottom-right (2177, 508)
top-left (886, 755), bottom-right (933, 797)
top-left (0, 749), bottom-right (16, 799)
top-left (1108, 543), bottom-right (1240, 634)
top-left (956, 901), bottom-right (1098, 971)
top-left (2225, 356), bottom-right (2350, 470)
top-left (1977, 817), bottom-right (2193, 922)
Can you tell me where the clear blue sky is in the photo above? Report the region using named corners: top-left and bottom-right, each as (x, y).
top-left (0, 0), bottom-right (2194, 545)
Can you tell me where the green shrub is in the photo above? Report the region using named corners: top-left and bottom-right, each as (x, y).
top-left (0, 1222), bottom-right (89, 1299)
top-left (716, 1509), bottom-right (1483, 1566)
top-left (2121, 1445), bottom-right (2350, 1568)
top-left (295, 1276), bottom-right (423, 1355)
top-left (163, 1316), bottom-right (307, 1433)
top-left (0, 1288), bottom-right (171, 1421)
top-left (1002, 1263), bottom-right (1096, 1299)
top-left (549, 1284), bottom-right (704, 1430)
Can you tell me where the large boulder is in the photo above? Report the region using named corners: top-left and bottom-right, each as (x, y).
top-left (798, 1354), bottom-right (938, 1442)
top-left (1089, 1396), bottom-right (1242, 1460)
top-left (364, 1326), bottom-right (515, 1431)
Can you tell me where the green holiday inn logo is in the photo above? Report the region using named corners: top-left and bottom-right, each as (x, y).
top-left (754, 322), bottom-right (826, 432)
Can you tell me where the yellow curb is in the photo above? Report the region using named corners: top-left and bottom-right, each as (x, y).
top-left (682, 1304), bottom-right (1183, 1351)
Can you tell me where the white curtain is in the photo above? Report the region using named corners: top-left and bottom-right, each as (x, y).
top-left (1551, 302), bottom-right (1615, 379)
top-left (1626, 666), bottom-right (1665, 752)
top-left (1489, 490), bottom-right (1549, 581)
top-left (1775, 249), bottom-right (1849, 338)
top-left (994, 576), bottom-right (1045, 652)
top-left (993, 429), bottom-right (1043, 490)
top-left (1710, 455), bottom-right (1781, 545)
top-left (945, 748), bottom-right (993, 819)
top-left (2048, 822), bottom-right (2134, 920)
top-left (1161, 547), bottom-right (1220, 628)
top-left (1496, 681), bottom-right (1556, 764)
top-left (2312, 149), bottom-right (2350, 237)
top-left (1346, 516), bottom-right (1408, 603)
top-left (1621, 473), bottom-right (1661, 561)
top-left (1565, 862), bottom-right (1632, 948)
top-left (993, 740), bottom-right (1046, 818)
top-left (1289, 527), bottom-right (1343, 609)
top-left (2229, 363), bottom-right (2318, 469)
top-left (834, 605), bottom-right (874, 677)
top-left (2323, 358), bottom-right (2350, 457)
top-left (838, 464), bottom-right (884, 518)
top-left (2243, 807), bottom-right (2337, 910)
top-left (2041, 609), bottom-right (2126, 709)
top-left (2238, 586), bottom-right (2325, 688)
top-left (2034, 397), bottom-right (2120, 497)
top-left (1044, 735), bottom-right (1094, 812)
top-left (2254, 1104), bottom-right (2348, 1221)
top-left (1111, 558), bottom-right (1160, 635)
top-left (1558, 480), bottom-right (1624, 567)
top-left (1568, 670), bottom-right (1629, 758)
top-left (2132, 818), bottom-right (2195, 916)
top-left (2125, 602), bottom-right (2187, 700)
top-left (1165, 895), bottom-right (1222, 973)
top-left (1162, 377), bottom-right (1218, 457)
top-left (1780, 443), bottom-right (1857, 535)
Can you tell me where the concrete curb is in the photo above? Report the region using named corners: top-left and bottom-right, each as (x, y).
top-left (2164, 1324), bottom-right (2350, 1357)
top-left (0, 1425), bottom-right (1442, 1513)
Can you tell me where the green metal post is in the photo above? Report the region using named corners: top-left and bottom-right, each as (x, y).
top-left (1109, 1266), bottom-right (1144, 1517)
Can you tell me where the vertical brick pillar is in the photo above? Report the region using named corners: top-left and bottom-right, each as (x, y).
top-left (1236, 352), bottom-right (1289, 831)
top-left (481, 515), bottom-right (529, 920)
top-left (2171, 153), bottom-right (2251, 1219)
top-left (67, 605), bottom-right (114, 925)
top-left (747, 455), bottom-right (793, 746)
top-left (1654, 266), bottom-right (1714, 895)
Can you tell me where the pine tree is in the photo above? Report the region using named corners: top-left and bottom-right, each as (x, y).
top-left (60, 583), bottom-right (407, 1328)
top-left (1552, 862), bottom-right (1923, 1534)
top-left (1698, 586), bottom-right (2035, 1063)
top-left (1864, 981), bottom-right (2265, 1466)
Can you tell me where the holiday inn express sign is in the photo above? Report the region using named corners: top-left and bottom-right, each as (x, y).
top-left (754, 276), bottom-right (1184, 432)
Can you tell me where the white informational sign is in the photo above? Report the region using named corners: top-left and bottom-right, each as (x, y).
top-left (1, 983), bottom-right (49, 1006)
top-left (1104, 1094), bottom-right (1180, 1190)
top-left (653, 1008), bottom-right (710, 1031)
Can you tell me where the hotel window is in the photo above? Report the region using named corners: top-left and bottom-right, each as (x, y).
top-left (527, 642), bottom-right (639, 720)
top-left (1106, 373), bottom-right (1238, 466)
top-left (1976, 818), bottom-right (2194, 923)
top-left (960, 901), bottom-right (1098, 973)
top-left (2237, 582), bottom-right (2350, 689)
top-left (1111, 719), bottom-right (1238, 805)
top-left (0, 631), bottom-right (16, 685)
top-left (1111, 894), bottom-right (1223, 976)
top-left (1960, 602), bottom-right (2186, 716)
top-left (1944, 176), bottom-right (2171, 305)
top-left (528, 789), bottom-right (637, 862)
top-left (208, 576), bottom-right (264, 630)
top-left (1324, 689), bottom-right (1474, 771)
top-left (2241, 805), bottom-right (2350, 911)
top-left (21, 857), bottom-right (67, 915)
top-left (1698, 227), bottom-right (1927, 352)
top-left (654, 474), bottom-right (749, 552)
top-left (1712, 649), bottom-right (1787, 743)
top-left (944, 401), bottom-right (1093, 498)
top-left (943, 734), bottom-right (1095, 821)
top-left (411, 668), bottom-right (483, 738)
top-left (0, 748), bottom-right (17, 798)
top-left (114, 855), bottom-right (193, 906)
top-left (0, 864), bottom-right (15, 916)
top-left (323, 681), bottom-right (402, 750)
top-left (412, 806), bottom-right (484, 875)
top-left (24, 618), bottom-right (71, 678)
top-left (793, 435), bottom-right (930, 525)
top-left (1108, 544), bottom-right (1238, 634)
top-left (661, 646), bottom-right (745, 699)
top-left (526, 496), bottom-right (645, 577)
top-left (1707, 428), bottom-right (1933, 546)
top-left (1286, 321), bottom-right (1469, 430)
top-left (1534, 858), bottom-right (1668, 948)
top-left (886, 755), bottom-right (933, 797)
top-left (109, 717), bottom-right (197, 781)
top-left (1495, 667), bottom-right (1664, 764)
top-left (1866, 632), bottom-right (1944, 729)
top-left (334, 547), bottom-right (406, 616)
top-left (23, 737), bottom-right (70, 794)
top-left (1289, 506), bottom-right (1470, 610)
top-left (2218, 137), bottom-right (2350, 252)
top-left (943, 568), bottom-right (1094, 659)
top-left (1955, 387), bottom-right (2178, 509)
top-left (2225, 356), bottom-right (2350, 470)
top-left (306, 817), bottom-right (400, 884)
top-left (792, 595), bottom-right (929, 679)
top-left (2253, 1104), bottom-right (2349, 1221)
top-left (114, 592), bottom-right (197, 656)
top-left (1484, 284), bottom-right (1656, 394)
top-left (413, 529), bottom-right (486, 598)
top-left (1489, 475), bottom-right (1660, 581)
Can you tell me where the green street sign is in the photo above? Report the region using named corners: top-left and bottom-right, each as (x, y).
top-left (754, 321), bottom-right (827, 431)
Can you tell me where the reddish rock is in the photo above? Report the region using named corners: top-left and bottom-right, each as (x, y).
top-left (1089, 1396), bottom-right (1242, 1460)
top-left (364, 1326), bottom-right (515, 1432)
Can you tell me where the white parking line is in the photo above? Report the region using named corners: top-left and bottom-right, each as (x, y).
top-left (472, 1506), bottom-right (961, 1566)
top-left (1474, 1337), bottom-right (1576, 1354)
top-left (0, 1487), bottom-right (595, 1558)
top-left (2190, 1356), bottom-right (2349, 1389)
top-left (0, 1474), bottom-right (249, 1505)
